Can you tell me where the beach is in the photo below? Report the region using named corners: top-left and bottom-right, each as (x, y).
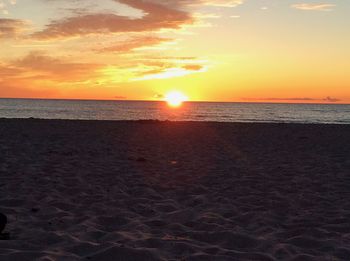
top-left (0, 119), bottom-right (349, 260)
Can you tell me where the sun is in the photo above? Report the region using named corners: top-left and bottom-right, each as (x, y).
top-left (165, 91), bottom-right (188, 107)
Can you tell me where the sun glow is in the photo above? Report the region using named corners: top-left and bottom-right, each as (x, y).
top-left (165, 91), bottom-right (188, 107)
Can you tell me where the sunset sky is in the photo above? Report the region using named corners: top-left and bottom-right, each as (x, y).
top-left (0, 0), bottom-right (349, 103)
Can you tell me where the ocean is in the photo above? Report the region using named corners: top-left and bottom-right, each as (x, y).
top-left (0, 98), bottom-right (349, 124)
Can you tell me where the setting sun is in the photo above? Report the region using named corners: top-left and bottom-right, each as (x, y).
top-left (165, 91), bottom-right (188, 107)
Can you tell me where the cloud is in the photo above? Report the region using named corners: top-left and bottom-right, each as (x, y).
top-left (11, 52), bottom-right (103, 81)
top-left (242, 97), bottom-right (341, 103)
top-left (114, 95), bottom-right (127, 99)
top-left (32, 0), bottom-right (194, 40)
top-left (182, 64), bottom-right (203, 71)
top-left (151, 0), bottom-right (243, 7)
top-left (0, 0), bottom-right (17, 15)
top-left (32, 0), bottom-right (244, 40)
top-left (0, 62), bottom-right (23, 77)
top-left (0, 52), bottom-right (115, 97)
top-left (193, 12), bottom-right (222, 19)
top-left (323, 96), bottom-right (340, 102)
top-left (201, 0), bottom-right (243, 7)
top-left (0, 51), bottom-right (207, 90)
top-left (253, 97), bottom-right (315, 101)
top-left (291, 3), bottom-right (336, 11)
top-left (0, 18), bottom-right (28, 38)
top-left (135, 63), bottom-right (207, 81)
top-left (96, 36), bottom-right (172, 53)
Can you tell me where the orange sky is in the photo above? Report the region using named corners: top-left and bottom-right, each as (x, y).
top-left (0, 0), bottom-right (349, 103)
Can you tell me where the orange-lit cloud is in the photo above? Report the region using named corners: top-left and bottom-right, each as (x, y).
top-left (0, 50), bottom-right (207, 94)
top-left (0, 62), bottom-right (22, 77)
top-left (291, 3), bottom-right (336, 11)
top-left (242, 97), bottom-right (341, 103)
top-left (152, 0), bottom-right (243, 7)
top-left (32, 0), bottom-right (193, 40)
top-left (0, 52), bottom-right (104, 98)
top-left (0, 18), bottom-right (28, 38)
top-left (182, 64), bottom-right (203, 71)
top-left (96, 36), bottom-right (172, 53)
top-left (135, 63), bottom-right (207, 81)
top-left (13, 52), bottom-right (102, 81)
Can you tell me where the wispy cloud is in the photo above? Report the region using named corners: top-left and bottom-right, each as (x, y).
top-left (95, 36), bottom-right (173, 53)
top-left (0, 51), bottom-right (208, 90)
top-left (150, 0), bottom-right (244, 8)
top-left (242, 97), bottom-right (341, 103)
top-left (0, 0), bottom-right (17, 15)
top-left (0, 18), bottom-right (28, 38)
top-left (291, 3), bottom-right (336, 11)
top-left (134, 65), bottom-right (207, 81)
top-left (10, 52), bottom-right (103, 81)
top-left (323, 96), bottom-right (341, 102)
top-left (114, 95), bottom-right (127, 100)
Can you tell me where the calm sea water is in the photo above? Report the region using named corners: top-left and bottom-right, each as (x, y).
top-left (0, 98), bottom-right (349, 124)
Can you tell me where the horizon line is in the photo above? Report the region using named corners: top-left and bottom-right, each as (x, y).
top-left (0, 97), bottom-right (349, 105)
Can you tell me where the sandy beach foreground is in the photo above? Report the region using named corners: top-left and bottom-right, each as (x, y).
top-left (0, 119), bottom-right (350, 260)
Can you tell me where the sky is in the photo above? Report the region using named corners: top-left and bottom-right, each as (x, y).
top-left (0, 0), bottom-right (349, 103)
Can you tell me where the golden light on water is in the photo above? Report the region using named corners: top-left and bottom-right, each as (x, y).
top-left (165, 91), bottom-right (188, 107)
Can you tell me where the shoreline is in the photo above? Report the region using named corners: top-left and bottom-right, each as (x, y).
top-left (1, 117), bottom-right (350, 126)
top-left (0, 119), bottom-right (349, 260)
